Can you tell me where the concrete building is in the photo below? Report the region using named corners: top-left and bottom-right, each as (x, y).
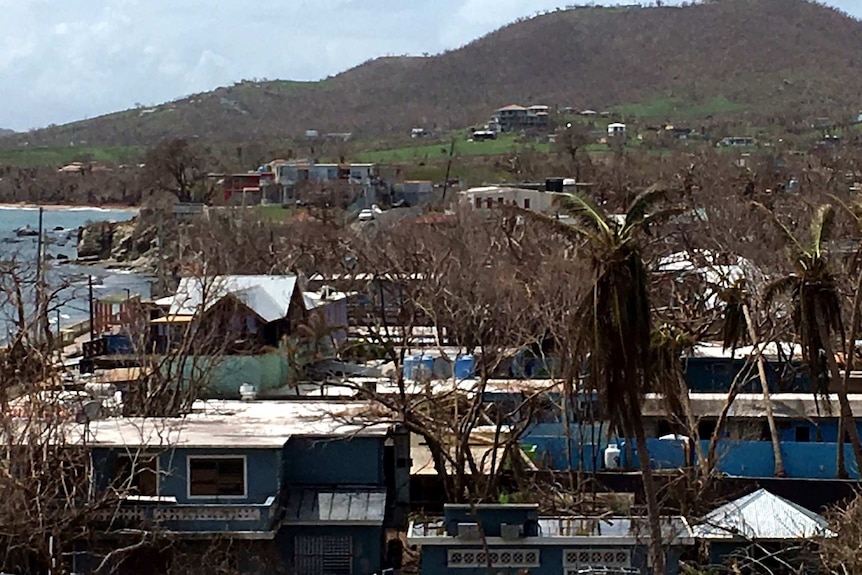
top-left (460, 185), bottom-right (562, 213)
top-left (86, 399), bottom-right (410, 575)
top-left (409, 503), bottom-right (693, 575)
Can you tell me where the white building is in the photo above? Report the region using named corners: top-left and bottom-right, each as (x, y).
top-left (460, 186), bottom-right (562, 213)
top-left (607, 122), bottom-right (627, 137)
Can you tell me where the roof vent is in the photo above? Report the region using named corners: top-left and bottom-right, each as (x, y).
top-left (239, 383), bottom-right (258, 401)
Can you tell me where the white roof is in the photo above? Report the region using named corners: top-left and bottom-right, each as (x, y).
top-left (167, 275), bottom-right (298, 322)
top-left (694, 489), bottom-right (832, 540)
top-left (83, 400), bottom-right (390, 448)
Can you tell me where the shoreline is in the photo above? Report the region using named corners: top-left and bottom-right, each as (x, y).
top-left (0, 202), bottom-right (139, 212)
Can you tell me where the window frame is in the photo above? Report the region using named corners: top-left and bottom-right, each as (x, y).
top-left (113, 451), bottom-right (160, 497)
top-left (186, 455), bottom-right (248, 500)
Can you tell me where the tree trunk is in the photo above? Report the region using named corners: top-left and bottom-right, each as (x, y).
top-left (838, 269), bottom-right (862, 479)
top-left (742, 303), bottom-right (785, 477)
top-left (631, 407), bottom-right (666, 575)
top-left (816, 308), bottom-right (862, 478)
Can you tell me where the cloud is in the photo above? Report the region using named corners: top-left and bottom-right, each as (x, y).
top-left (0, 0), bottom-right (857, 131)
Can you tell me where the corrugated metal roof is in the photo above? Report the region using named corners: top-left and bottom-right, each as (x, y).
top-left (284, 489), bottom-right (386, 524)
top-left (693, 489), bottom-right (832, 540)
top-left (167, 275), bottom-right (297, 322)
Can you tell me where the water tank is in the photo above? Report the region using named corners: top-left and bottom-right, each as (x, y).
top-left (545, 177), bottom-right (564, 193)
top-left (433, 356), bottom-right (452, 378)
top-left (416, 355), bottom-right (434, 379)
top-left (239, 383), bottom-right (258, 401)
top-left (454, 355), bottom-right (476, 379)
top-left (402, 356), bottom-right (418, 380)
top-left (604, 444), bottom-right (621, 470)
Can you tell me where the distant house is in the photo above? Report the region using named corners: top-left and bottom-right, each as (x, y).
top-left (409, 503), bottom-right (694, 575)
top-left (461, 185), bottom-right (562, 213)
top-left (608, 122), bottom-right (627, 138)
top-left (411, 127), bottom-right (431, 138)
top-left (271, 160), bottom-right (378, 205)
top-left (400, 180), bottom-right (435, 206)
top-left (208, 172), bottom-right (275, 205)
top-left (718, 136), bottom-right (755, 148)
top-left (494, 104), bottom-right (550, 132)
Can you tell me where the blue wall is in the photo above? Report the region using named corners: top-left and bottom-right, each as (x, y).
top-left (683, 357), bottom-right (810, 392)
top-left (620, 439), bottom-right (861, 479)
top-left (522, 422), bottom-right (609, 471)
top-left (93, 447), bottom-right (283, 504)
top-left (283, 436), bottom-right (384, 486)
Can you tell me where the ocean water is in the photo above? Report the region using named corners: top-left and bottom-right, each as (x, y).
top-left (0, 206), bottom-right (153, 338)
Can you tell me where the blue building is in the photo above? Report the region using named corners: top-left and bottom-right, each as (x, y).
top-left (86, 399), bottom-right (410, 575)
top-left (409, 504), bottom-right (693, 575)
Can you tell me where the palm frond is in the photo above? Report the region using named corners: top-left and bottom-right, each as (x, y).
top-left (556, 193), bottom-right (613, 236)
top-left (507, 205), bottom-right (597, 245)
top-left (623, 184), bottom-right (663, 231)
top-left (719, 283), bottom-right (748, 352)
top-left (811, 203), bottom-right (836, 258)
top-left (763, 274), bottom-right (800, 310)
top-left (752, 201), bottom-right (808, 259)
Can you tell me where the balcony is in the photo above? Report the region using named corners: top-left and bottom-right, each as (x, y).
top-left (97, 495), bottom-right (281, 537)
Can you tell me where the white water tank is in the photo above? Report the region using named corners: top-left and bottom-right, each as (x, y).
top-left (604, 443), bottom-right (621, 470)
top-left (239, 383), bottom-right (258, 401)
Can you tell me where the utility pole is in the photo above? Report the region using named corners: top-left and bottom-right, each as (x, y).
top-left (440, 139), bottom-right (457, 203)
top-left (34, 207), bottom-right (44, 343)
top-left (88, 275), bottom-right (95, 341)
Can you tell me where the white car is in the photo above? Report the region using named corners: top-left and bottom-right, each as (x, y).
top-left (358, 209), bottom-right (375, 221)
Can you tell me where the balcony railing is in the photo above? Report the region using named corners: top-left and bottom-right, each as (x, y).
top-left (97, 495), bottom-right (280, 534)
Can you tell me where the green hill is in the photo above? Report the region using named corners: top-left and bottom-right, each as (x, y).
top-left (4, 0), bottom-right (862, 148)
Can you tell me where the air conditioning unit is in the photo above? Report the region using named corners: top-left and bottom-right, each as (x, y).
top-left (500, 523), bottom-right (523, 540)
top-left (457, 523), bottom-right (481, 540)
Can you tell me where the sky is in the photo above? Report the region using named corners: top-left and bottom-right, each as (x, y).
top-left (0, 0), bottom-right (860, 132)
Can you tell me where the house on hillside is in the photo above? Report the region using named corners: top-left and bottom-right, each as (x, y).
top-left (83, 399), bottom-right (411, 575)
top-left (493, 104), bottom-right (550, 132)
top-left (208, 172), bottom-right (276, 206)
top-left (460, 185), bottom-right (563, 213)
top-left (409, 503), bottom-right (693, 575)
top-left (270, 160), bottom-right (378, 208)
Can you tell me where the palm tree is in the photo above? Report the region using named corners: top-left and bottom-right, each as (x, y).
top-left (759, 203), bottom-right (862, 478)
top-left (720, 281), bottom-right (785, 477)
top-left (522, 186), bottom-right (678, 575)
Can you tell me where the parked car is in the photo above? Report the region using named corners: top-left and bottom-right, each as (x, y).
top-left (358, 209), bottom-right (375, 221)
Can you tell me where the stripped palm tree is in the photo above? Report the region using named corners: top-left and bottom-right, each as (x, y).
top-left (758, 202), bottom-right (862, 478)
top-left (519, 186), bottom-right (680, 574)
top-left (720, 280), bottom-right (785, 477)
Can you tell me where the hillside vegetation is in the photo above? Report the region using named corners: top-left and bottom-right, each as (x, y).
top-left (3, 0), bottom-right (862, 149)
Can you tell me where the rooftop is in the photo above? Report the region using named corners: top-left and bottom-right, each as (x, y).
top-left (642, 393), bottom-right (862, 419)
top-left (693, 489), bottom-right (832, 541)
top-left (409, 515), bottom-right (693, 545)
top-left (166, 275), bottom-right (298, 322)
top-left (284, 488), bottom-right (386, 525)
top-left (82, 400), bottom-right (391, 449)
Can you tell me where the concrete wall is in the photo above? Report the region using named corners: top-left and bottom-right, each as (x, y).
top-left (419, 544), bottom-right (681, 575)
top-left (283, 436), bottom-right (384, 486)
top-left (170, 351), bottom-right (290, 398)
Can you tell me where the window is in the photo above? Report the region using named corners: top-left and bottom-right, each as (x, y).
top-left (296, 535), bottom-right (352, 575)
top-left (447, 549), bottom-right (540, 568)
top-left (796, 426), bottom-right (810, 442)
top-left (188, 457), bottom-right (246, 497)
top-left (486, 198), bottom-right (493, 209)
top-left (523, 197), bottom-right (531, 209)
top-left (475, 197), bottom-right (482, 209)
top-left (497, 197), bottom-right (504, 205)
top-left (114, 454), bottom-right (158, 496)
